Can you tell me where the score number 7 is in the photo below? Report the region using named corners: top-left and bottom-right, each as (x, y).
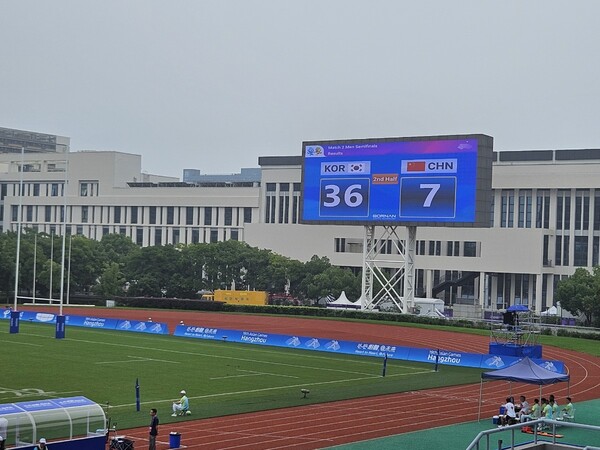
top-left (419, 183), bottom-right (440, 207)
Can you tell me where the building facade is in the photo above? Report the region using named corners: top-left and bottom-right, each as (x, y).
top-left (2, 127), bottom-right (600, 312)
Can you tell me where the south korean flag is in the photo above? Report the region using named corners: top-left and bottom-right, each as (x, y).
top-left (348, 161), bottom-right (370, 174)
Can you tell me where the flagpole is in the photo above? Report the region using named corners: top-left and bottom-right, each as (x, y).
top-left (10, 146), bottom-right (25, 333)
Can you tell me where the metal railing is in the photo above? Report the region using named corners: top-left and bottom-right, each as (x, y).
top-left (466, 418), bottom-right (600, 450)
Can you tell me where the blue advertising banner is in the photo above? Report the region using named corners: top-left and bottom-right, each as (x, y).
top-left (1, 310), bottom-right (168, 334)
top-left (65, 315), bottom-right (120, 329)
top-left (115, 319), bottom-right (169, 335)
top-left (173, 324), bottom-right (565, 372)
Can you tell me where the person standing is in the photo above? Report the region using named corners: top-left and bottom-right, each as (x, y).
top-left (149, 408), bottom-right (159, 450)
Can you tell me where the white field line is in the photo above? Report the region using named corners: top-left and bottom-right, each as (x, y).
top-left (210, 369), bottom-right (300, 380)
top-left (47, 335), bottom-right (387, 377)
top-left (95, 355), bottom-right (181, 365)
top-left (108, 369), bottom-right (434, 410)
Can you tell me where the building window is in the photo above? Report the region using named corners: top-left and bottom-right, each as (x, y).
top-left (12, 205), bottom-right (18, 222)
top-left (76, 225), bottom-right (83, 235)
top-left (191, 228), bottom-right (200, 244)
top-left (204, 207), bottom-right (212, 225)
top-left (518, 190), bottom-right (532, 228)
top-left (536, 190), bottom-right (550, 229)
top-left (500, 190), bottom-right (514, 228)
top-left (173, 229), bottom-right (180, 245)
top-left (231, 229), bottom-right (239, 241)
top-left (574, 236), bottom-right (588, 266)
top-left (80, 182), bottom-right (88, 196)
top-left (244, 207), bottom-right (252, 223)
top-left (186, 207), bottom-right (194, 225)
top-left (136, 228), bottom-right (144, 246)
top-left (155, 228), bottom-right (162, 245)
top-left (131, 206), bottom-right (138, 224)
top-left (149, 206), bottom-right (157, 224)
top-left (82, 206), bottom-right (89, 223)
top-left (210, 228), bottom-right (218, 243)
top-left (166, 206), bottom-right (175, 225)
top-left (51, 183), bottom-right (59, 196)
top-left (574, 190), bottom-right (590, 231)
top-left (265, 183), bottom-right (276, 224)
top-left (33, 184), bottom-right (40, 196)
top-left (224, 207), bottom-right (233, 226)
top-left (464, 241), bottom-right (478, 257)
top-left (593, 236), bottom-right (599, 266)
top-left (103, 226), bottom-right (109, 236)
top-left (114, 206), bottom-right (121, 224)
top-left (556, 189), bottom-right (571, 230)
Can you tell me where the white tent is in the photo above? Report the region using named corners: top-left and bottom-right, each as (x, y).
top-left (413, 298), bottom-right (446, 318)
top-left (540, 305), bottom-right (558, 316)
top-left (327, 291), bottom-right (361, 309)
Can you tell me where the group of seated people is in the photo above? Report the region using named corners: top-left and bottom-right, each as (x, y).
top-left (498, 395), bottom-right (574, 427)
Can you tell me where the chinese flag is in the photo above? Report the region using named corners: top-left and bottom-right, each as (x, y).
top-left (407, 161), bottom-right (426, 172)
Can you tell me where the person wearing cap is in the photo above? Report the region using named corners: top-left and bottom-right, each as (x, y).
top-left (172, 389), bottom-right (189, 416)
top-left (35, 437), bottom-right (48, 449)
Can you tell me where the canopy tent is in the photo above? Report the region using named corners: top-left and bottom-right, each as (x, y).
top-left (540, 305), bottom-right (558, 316)
top-left (507, 304), bottom-right (529, 312)
top-left (326, 291), bottom-right (361, 309)
top-left (477, 357), bottom-right (570, 420)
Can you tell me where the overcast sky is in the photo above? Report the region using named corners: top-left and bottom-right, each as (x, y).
top-left (1, 1), bottom-right (599, 178)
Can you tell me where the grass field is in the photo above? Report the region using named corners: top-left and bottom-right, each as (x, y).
top-left (2, 322), bottom-right (484, 430)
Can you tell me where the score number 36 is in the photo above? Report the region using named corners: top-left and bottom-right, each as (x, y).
top-left (319, 179), bottom-right (370, 217)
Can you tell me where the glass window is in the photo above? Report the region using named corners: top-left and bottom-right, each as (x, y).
top-left (243, 207), bottom-right (252, 223)
top-left (210, 228), bottom-right (219, 243)
top-left (225, 207), bottom-right (233, 226)
top-left (149, 206), bottom-right (157, 224)
top-left (136, 228), bottom-right (144, 246)
top-left (574, 236), bottom-right (588, 266)
top-left (204, 207), bottom-right (212, 226)
top-left (81, 206), bottom-right (89, 223)
top-left (155, 228), bottom-right (162, 245)
top-left (131, 206), bottom-right (138, 224)
top-left (114, 206), bottom-right (121, 224)
top-left (186, 207), bottom-right (194, 225)
top-left (166, 206), bottom-right (174, 225)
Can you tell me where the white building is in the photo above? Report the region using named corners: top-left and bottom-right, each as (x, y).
top-left (1, 127), bottom-right (599, 313)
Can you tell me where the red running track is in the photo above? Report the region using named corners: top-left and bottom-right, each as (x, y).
top-left (24, 307), bottom-right (600, 449)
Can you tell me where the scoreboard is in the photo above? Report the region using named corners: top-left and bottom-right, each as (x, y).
top-left (300, 134), bottom-right (493, 227)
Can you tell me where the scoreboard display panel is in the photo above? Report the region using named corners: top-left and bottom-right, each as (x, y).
top-left (300, 134), bottom-right (493, 227)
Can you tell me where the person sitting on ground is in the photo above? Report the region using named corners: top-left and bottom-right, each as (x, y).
top-left (561, 397), bottom-right (574, 420)
top-left (172, 390), bottom-right (189, 417)
top-left (500, 397), bottom-right (517, 426)
top-left (520, 398), bottom-right (540, 422)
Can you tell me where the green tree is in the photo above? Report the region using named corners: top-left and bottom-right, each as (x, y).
top-left (94, 262), bottom-right (125, 298)
top-left (555, 267), bottom-right (600, 326)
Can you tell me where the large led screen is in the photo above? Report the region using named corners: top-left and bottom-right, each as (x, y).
top-left (300, 134), bottom-right (493, 227)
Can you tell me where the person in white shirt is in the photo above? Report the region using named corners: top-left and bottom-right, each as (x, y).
top-left (500, 397), bottom-right (517, 426)
top-left (516, 395), bottom-right (530, 420)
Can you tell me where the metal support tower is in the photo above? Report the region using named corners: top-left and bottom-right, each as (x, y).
top-left (360, 225), bottom-right (417, 314)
